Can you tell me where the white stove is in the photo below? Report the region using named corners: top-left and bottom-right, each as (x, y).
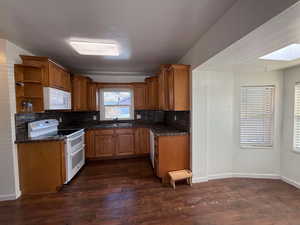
top-left (28, 119), bottom-right (85, 184)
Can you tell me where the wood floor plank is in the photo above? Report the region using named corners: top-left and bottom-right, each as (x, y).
top-left (0, 158), bottom-right (300, 225)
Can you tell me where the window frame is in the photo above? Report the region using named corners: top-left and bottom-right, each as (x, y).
top-left (239, 85), bottom-right (275, 149)
top-left (99, 88), bottom-right (134, 121)
top-left (293, 83), bottom-right (300, 153)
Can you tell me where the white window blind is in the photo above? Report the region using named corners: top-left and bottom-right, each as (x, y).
top-left (293, 84), bottom-right (300, 151)
top-left (240, 86), bottom-right (275, 148)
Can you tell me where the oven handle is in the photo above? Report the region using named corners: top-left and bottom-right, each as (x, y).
top-left (70, 145), bottom-right (85, 156)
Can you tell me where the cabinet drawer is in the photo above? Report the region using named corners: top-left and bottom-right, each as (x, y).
top-left (115, 128), bottom-right (134, 134)
top-left (94, 129), bottom-right (114, 135)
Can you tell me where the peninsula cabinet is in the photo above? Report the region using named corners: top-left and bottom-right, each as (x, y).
top-left (154, 135), bottom-right (189, 179)
top-left (71, 75), bottom-right (91, 111)
top-left (20, 55), bottom-right (71, 92)
top-left (85, 128), bottom-right (150, 160)
top-left (167, 64), bottom-right (190, 111)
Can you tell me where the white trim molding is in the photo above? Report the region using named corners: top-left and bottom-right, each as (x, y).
top-left (281, 176), bottom-right (300, 189)
top-left (0, 192), bottom-right (20, 201)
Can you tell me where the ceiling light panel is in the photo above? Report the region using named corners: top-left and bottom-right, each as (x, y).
top-left (69, 41), bottom-right (119, 56)
top-left (260, 44), bottom-right (300, 61)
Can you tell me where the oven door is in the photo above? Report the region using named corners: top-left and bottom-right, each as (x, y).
top-left (65, 145), bottom-right (85, 184)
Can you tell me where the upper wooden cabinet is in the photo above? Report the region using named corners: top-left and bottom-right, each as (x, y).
top-left (87, 82), bottom-right (100, 111)
top-left (133, 83), bottom-right (147, 110)
top-left (145, 76), bottom-right (159, 110)
top-left (158, 64), bottom-right (170, 110)
top-left (20, 55), bottom-right (71, 92)
top-left (71, 75), bottom-right (90, 111)
top-left (167, 64), bottom-right (190, 111)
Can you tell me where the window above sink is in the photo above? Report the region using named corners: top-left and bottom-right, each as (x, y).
top-left (99, 88), bottom-right (134, 121)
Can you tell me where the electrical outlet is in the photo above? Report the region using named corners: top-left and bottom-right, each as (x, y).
top-left (93, 115), bottom-right (97, 120)
top-left (59, 117), bottom-right (63, 123)
top-left (174, 115), bottom-right (177, 121)
top-left (136, 114), bottom-right (142, 120)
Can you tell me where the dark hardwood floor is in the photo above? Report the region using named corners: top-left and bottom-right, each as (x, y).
top-left (1, 158), bottom-right (300, 225)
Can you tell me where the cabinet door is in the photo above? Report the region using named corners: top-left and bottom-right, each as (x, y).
top-left (140, 128), bottom-right (150, 154)
top-left (49, 62), bottom-right (62, 89)
top-left (94, 134), bottom-right (115, 157)
top-left (158, 65), bottom-right (170, 110)
top-left (168, 70), bottom-right (174, 110)
top-left (85, 131), bottom-right (95, 158)
top-left (61, 70), bottom-right (71, 92)
top-left (134, 84), bottom-right (146, 110)
top-left (88, 83), bottom-right (99, 111)
top-left (116, 134), bottom-right (134, 156)
top-left (116, 129), bottom-right (134, 156)
top-left (72, 75), bottom-right (89, 111)
top-left (151, 77), bottom-right (159, 109)
top-left (134, 128), bottom-right (149, 154)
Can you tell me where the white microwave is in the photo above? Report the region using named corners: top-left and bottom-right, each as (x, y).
top-left (43, 87), bottom-right (71, 110)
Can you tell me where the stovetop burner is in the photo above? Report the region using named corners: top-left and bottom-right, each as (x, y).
top-left (57, 129), bottom-right (81, 136)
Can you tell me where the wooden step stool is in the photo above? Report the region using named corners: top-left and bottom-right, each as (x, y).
top-left (168, 170), bottom-right (192, 190)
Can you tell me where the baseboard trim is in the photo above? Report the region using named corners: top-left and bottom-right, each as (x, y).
top-left (232, 173), bottom-right (281, 180)
top-left (208, 173), bottom-right (233, 180)
top-left (281, 176), bottom-right (300, 189)
top-left (0, 193), bottom-right (19, 201)
top-left (192, 173), bottom-right (281, 184)
top-left (192, 176), bottom-right (209, 183)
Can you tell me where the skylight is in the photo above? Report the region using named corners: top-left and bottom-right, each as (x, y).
top-left (259, 44), bottom-right (300, 61)
top-left (69, 41), bottom-right (119, 56)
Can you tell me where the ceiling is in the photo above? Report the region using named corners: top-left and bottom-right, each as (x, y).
top-left (198, 2), bottom-right (300, 73)
top-left (0, 0), bottom-right (237, 76)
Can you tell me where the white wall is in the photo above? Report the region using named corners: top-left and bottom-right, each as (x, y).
top-left (281, 65), bottom-right (300, 187)
top-left (232, 71), bottom-right (283, 177)
top-left (86, 74), bottom-right (148, 83)
top-left (180, 0), bottom-right (299, 69)
top-left (0, 39), bottom-right (32, 201)
top-left (192, 68), bottom-right (283, 182)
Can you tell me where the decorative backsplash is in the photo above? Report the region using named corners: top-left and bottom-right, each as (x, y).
top-left (165, 111), bottom-right (190, 131)
top-left (15, 110), bottom-right (190, 140)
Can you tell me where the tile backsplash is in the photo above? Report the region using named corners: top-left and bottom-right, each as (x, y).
top-left (165, 111), bottom-right (190, 131)
top-left (15, 110), bottom-right (190, 139)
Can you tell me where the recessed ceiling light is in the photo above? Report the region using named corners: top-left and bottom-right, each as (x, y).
top-left (260, 44), bottom-right (300, 61)
top-left (69, 41), bottom-right (119, 56)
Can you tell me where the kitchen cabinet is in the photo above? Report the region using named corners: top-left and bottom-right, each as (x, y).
top-left (14, 64), bottom-right (44, 113)
top-left (116, 129), bottom-right (135, 156)
top-left (133, 83), bottom-right (147, 110)
top-left (154, 135), bottom-right (189, 179)
top-left (158, 64), bottom-right (170, 110)
top-left (94, 129), bottom-right (115, 157)
top-left (85, 128), bottom-right (150, 160)
top-left (72, 75), bottom-right (90, 111)
top-left (17, 141), bottom-right (66, 195)
top-left (135, 128), bottom-right (150, 154)
top-left (20, 55), bottom-right (71, 92)
top-left (145, 76), bottom-right (159, 109)
top-left (88, 82), bottom-right (100, 111)
top-left (167, 64), bottom-right (190, 111)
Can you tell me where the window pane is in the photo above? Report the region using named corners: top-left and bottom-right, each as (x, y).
top-left (104, 106), bottom-right (130, 119)
top-left (103, 91), bottom-right (131, 105)
top-left (103, 92), bottom-right (119, 105)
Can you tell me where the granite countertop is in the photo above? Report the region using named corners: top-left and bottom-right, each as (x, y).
top-left (15, 121), bottom-right (189, 144)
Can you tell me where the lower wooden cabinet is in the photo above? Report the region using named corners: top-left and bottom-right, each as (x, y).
top-left (116, 129), bottom-right (135, 156)
top-left (154, 135), bottom-right (190, 179)
top-left (135, 128), bottom-right (150, 154)
top-left (94, 130), bottom-right (115, 157)
top-left (85, 128), bottom-right (150, 159)
top-left (17, 141), bottom-right (66, 195)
